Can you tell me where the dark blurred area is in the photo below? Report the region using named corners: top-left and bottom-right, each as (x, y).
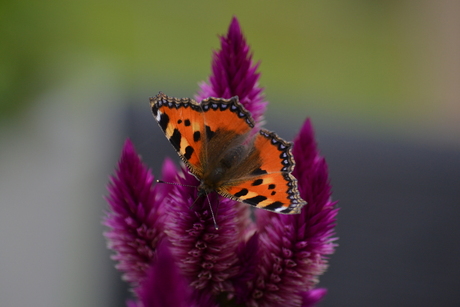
top-left (310, 125), bottom-right (460, 306)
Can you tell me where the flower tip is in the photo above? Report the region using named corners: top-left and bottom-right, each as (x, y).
top-left (300, 118), bottom-right (314, 136)
top-left (120, 138), bottom-right (142, 165)
top-left (116, 138), bottom-right (151, 181)
top-left (122, 138), bottom-right (135, 154)
top-left (293, 118), bottom-right (316, 159)
top-left (229, 16), bottom-right (241, 33)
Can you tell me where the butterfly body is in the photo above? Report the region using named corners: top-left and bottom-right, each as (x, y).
top-left (150, 92), bottom-right (306, 214)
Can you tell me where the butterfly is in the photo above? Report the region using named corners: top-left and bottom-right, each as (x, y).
top-left (150, 92), bottom-right (306, 214)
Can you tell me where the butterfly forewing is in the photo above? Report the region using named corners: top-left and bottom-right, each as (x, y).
top-left (200, 97), bottom-right (255, 135)
top-left (198, 97), bottom-right (255, 175)
top-left (150, 93), bottom-right (207, 178)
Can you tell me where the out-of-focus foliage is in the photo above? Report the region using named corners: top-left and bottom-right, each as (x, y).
top-left (1, 0), bottom-right (457, 141)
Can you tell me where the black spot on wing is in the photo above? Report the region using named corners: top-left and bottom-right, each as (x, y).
top-left (184, 146), bottom-right (194, 160)
top-left (184, 119), bottom-right (191, 126)
top-left (169, 129), bottom-right (181, 152)
top-left (263, 201), bottom-right (284, 211)
top-left (193, 131), bottom-right (201, 142)
top-left (158, 113), bottom-right (169, 132)
top-left (251, 167), bottom-right (267, 175)
top-left (252, 179), bottom-right (263, 186)
top-left (268, 184), bottom-right (276, 190)
top-left (205, 125), bottom-right (215, 141)
top-left (152, 106), bottom-right (158, 117)
top-left (245, 195), bottom-right (268, 205)
top-left (234, 188), bottom-right (248, 197)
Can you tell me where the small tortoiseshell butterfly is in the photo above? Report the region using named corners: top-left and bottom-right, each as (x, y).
top-left (150, 92), bottom-right (307, 214)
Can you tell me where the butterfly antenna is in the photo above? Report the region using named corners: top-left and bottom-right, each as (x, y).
top-left (189, 194), bottom-right (202, 211)
top-left (156, 179), bottom-right (197, 188)
top-left (157, 179), bottom-right (202, 210)
top-left (205, 193), bottom-right (219, 230)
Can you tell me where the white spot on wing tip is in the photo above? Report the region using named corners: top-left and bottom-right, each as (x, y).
top-left (155, 110), bottom-right (162, 122)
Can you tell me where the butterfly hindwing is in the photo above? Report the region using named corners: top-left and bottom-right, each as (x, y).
top-left (221, 129), bottom-right (306, 214)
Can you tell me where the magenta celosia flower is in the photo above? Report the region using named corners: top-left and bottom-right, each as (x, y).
top-left (104, 17), bottom-right (337, 307)
top-left (104, 139), bottom-right (166, 286)
top-left (163, 165), bottom-right (250, 295)
top-left (242, 119), bottom-right (338, 307)
top-left (196, 16), bottom-right (267, 125)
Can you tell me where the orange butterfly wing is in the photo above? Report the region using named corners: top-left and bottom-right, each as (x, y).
top-left (150, 93), bottom-right (254, 179)
top-left (150, 93), bottom-right (207, 178)
top-left (150, 92), bottom-right (306, 214)
top-left (220, 130), bottom-right (306, 214)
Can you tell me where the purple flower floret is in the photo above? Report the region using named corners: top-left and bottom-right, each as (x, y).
top-left (163, 168), bottom-right (249, 296)
top-left (103, 139), bottom-right (165, 286)
top-left (197, 16), bottom-right (267, 125)
top-left (127, 240), bottom-right (218, 307)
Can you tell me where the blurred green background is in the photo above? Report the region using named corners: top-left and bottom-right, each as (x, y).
top-left (1, 1), bottom-right (459, 306)
top-left (2, 0), bottom-right (459, 144)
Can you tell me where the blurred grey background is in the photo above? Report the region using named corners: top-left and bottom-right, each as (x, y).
top-left (1, 1), bottom-right (459, 306)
